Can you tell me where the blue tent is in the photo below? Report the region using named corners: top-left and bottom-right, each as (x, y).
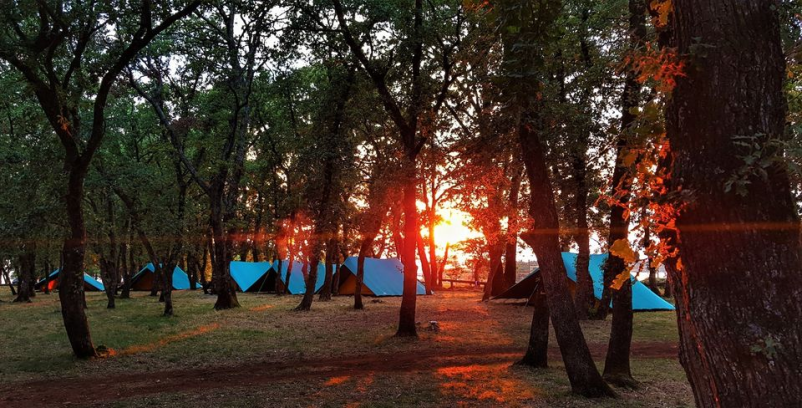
top-left (34, 269), bottom-right (105, 292)
top-left (230, 261), bottom-right (275, 292)
top-left (494, 252), bottom-right (674, 311)
top-left (337, 257), bottom-right (427, 297)
top-left (131, 263), bottom-right (201, 291)
top-left (272, 260), bottom-right (332, 295)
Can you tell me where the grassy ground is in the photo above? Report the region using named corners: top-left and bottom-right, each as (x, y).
top-left (0, 287), bottom-right (691, 407)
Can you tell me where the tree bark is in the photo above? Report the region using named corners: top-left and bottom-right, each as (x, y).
top-left (665, 1), bottom-right (802, 405)
top-left (13, 251), bottom-right (35, 303)
top-left (318, 239), bottom-right (335, 301)
top-left (598, 0), bottom-right (646, 386)
top-left (162, 261), bottom-right (175, 317)
top-left (396, 154), bottom-right (419, 337)
top-left (517, 290), bottom-right (549, 368)
top-left (519, 118), bottom-right (614, 398)
top-left (354, 235), bottom-right (375, 310)
top-left (572, 150), bottom-right (593, 320)
top-left (416, 231), bottom-right (433, 295)
top-left (482, 242), bottom-right (504, 301)
top-left (211, 200), bottom-right (239, 310)
top-left (59, 167), bottom-right (97, 358)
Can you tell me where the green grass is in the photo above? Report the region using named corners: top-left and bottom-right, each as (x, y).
top-left (0, 288), bottom-right (692, 407)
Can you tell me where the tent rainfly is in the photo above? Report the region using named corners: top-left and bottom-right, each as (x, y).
top-left (337, 257), bottom-right (427, 297)
top-left (130, 263), bottom-right (201, 291)
top-left (34, 269), bottom-right (105, 292)
top-left (493, 252), bottom-right (675, 311)
top-left (230, 261), bottom-right (276, 292)
top-left (272, 260), bottom-right (331, 295)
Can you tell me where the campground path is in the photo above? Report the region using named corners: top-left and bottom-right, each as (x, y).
top-left (0, 342), bottom-right (678, 407)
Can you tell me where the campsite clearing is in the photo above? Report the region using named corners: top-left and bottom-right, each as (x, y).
top-left (0, 288), bottom-right (690, 407)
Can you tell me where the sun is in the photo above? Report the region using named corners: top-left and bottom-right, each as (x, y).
top-left (430, 209), bottom-right (480, 249)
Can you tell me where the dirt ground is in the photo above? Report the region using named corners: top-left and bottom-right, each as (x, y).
top-left (0, 290), bottom-right (692, 407)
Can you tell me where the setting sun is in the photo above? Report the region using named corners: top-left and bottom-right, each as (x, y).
top-left (430, 210), bottom-right (481, 249)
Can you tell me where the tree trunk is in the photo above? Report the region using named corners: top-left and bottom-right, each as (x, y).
top-left (572, 151), bottom-right (593, 321)
top-left (296, 249), bottom-right (319, 311)
top-left (416, 231), bottom-right (433, 295)
top-left (211, 202), bottom-right (239, 310)
top-left (318, 239), bottom-right (334, 301)
top-left (482, 242), bottom-right (504, 301)
top-left (396, 154), bottom-right (419, 337)
top-left (439, 243), bottom-right (449, 286)
top-left (519, 118), bottom-right (614, 398)
top-left (354, 235), bottom-right (374, 310)
top-left (162, 262), bottom-right (174, 317)
top-left (13, 251), bottom-right (35, 303)
top-left (2, 264), bottom-right (16, 296)
top-left (517, 290), bottom-right (549, 368)
top-left (603, 278), bottom-right (635, 387)
top-left (665, 1), bottom-right (802, 405)
top-left (426, 202), bottom-right (438, 289)
top-left (59, 167), bottom-right (97, 358)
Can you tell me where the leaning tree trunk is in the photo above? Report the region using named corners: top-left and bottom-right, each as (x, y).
top-left (59, 167), bottom-right (97, 358)
top-left (519, 117), bottom-right (614, 398)
top-left (296, 246), bottom-right (320, 311)
top-left (664, 0), bottom-right (802, 405)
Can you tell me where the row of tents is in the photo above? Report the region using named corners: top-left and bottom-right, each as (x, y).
top-left (30, 257), bottom-right (429, 297)
top-left (33, 263), bottom-right (202, 293)
top-left (231, 257), bottom-right (427, 296)
top-left (29, 253), bottom-right (673, 311)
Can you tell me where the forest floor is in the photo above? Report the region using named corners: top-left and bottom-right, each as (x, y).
top-left (0, 288), bottom-right (691, 407)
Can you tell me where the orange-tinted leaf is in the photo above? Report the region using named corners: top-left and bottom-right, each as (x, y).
top-left (609, 239), bottom-right (638, 264)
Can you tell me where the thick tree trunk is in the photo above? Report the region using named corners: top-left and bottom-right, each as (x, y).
top-left (482, 242), bottom-right (504, 301)
top-left (211, 203), bottom-right (239, 310)
top-left (517, 289), bottom-right (549, 368)
top-left (396, 155), bottom-right (419, 337)
top-left (603, 278), bottom-right (635, 387)
top-left (504, 165), bottom-right (522, 290)
top-left (59, 168), bottom-right (97, 358)
top-left (665, 1), bottom-right (802, 405)
top-left (13, 251), bottom-right (35, 303)
top-left (519, 119), bottom-right (614, 398)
